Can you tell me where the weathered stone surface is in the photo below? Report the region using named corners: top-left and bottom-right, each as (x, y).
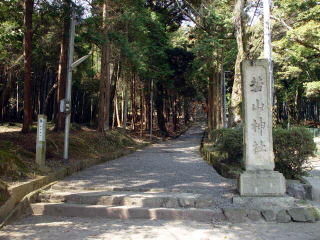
top-left (307, 207), bottom-right (320, 221)
top-left (211, 209), bottom-right (226, 222)
top-left (39, 191), bottom-right (218, 209)
top-left (239, 59), bottom-right (285, 197)
top-left (239, 170), bottom-right (286, 196)
top-left (233, 196), bottom-right (295, 210)
top-left (162, 198), bottom-right (179, 208)
top-left (261, 209), bottom-right (276, 222)
top-left (178, 198), bottom-right (195, 208)
top-left (276, 210), bottom-right (291, 223)
top-left (241, 60), bottom-right (274, 171)
top-left (195, 197), bottom-right (214, 208)
top-left (36, 115), bottom-right (47, 169)
top-left (302, 176), bottom-right (320, 201)
top-left (246, 209), bottom-right (262, 221)
top-left (304, 184), bottom-right (313, 200)
top-left (31, 203), bottom-right (218, 223)
top-left (223, 208), bottom-right (248, 223)
top-left (287, 207), bottom-right (315, 222)
top-left (286, 180), bottom-right (307, 199)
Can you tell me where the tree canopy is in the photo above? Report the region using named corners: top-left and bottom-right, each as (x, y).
top-left (0, 0), bottom-right (319, 133)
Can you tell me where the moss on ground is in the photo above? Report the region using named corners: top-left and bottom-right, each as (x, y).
top-left (0, 141), bottom-right (30, 180)
top-left (0, 126), bottom-right (145, 184)
top-left (0, 180), bottom-right (9, 205)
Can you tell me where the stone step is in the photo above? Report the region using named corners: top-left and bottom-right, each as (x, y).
top-left (49, 184), bottom-right (210, 194)
top-left (31, 202), bottom-right (320, 223)
top-left (31, 203), bottom-right (225, 223)
top-left (38, 190), bottom-right (216, 209)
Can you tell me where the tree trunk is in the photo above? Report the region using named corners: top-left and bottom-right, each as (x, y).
top-left (144, 89), bottom-right (150, 131)
top-left (54, 0), bottom-right (70, 131)
top-left (229, 0), bottom-right (247, 127)
top-left (155, 82), bottom-right (167, 134)
top-left (208, 72), bottom-right (223, 133)
top-left (131, 74), bottom-right (137, 130)
top-left (109, 59), bottom-right (120, 126)
top-left (207, 77), bottom-right (213, 132)
top-left (140, 86), bottom-right (144, 132)
top-left (144, 91), bottom-right (149, 130)
top-left (173, 98), bottom-right (178, 131)
top-left (0, 71), bottom-right (14, 123)
top-left (121, 90), bottom-right (124, 125)
top-left (123, 86), bottom-right (128, 130)
top-left (183, 99), bottom-right (190, 124)
top-left (22, 0), bottom-right (33, 133)
top-left (98, 0), bottom-right (111, 132)
top-left (115, 91), bottom-right (120, 127)
top-left (296, 85), bottom-right (304, 124)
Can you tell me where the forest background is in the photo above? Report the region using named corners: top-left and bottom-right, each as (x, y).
top-left (0, 0), bottom-right (319, 134)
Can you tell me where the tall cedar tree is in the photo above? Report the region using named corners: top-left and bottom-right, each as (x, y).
top-left (22, 0), bottom-right (33, 133)
top-left (55, 0), bottom-right (71, 131)
top-left (98, 0), bottom-right (111, 132)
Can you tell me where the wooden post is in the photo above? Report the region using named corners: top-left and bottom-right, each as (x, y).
top-left (36, 115), bottom-right (47, 169)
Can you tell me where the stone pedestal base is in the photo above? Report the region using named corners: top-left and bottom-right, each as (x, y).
top-left (239, 171), bottom-right (286, 196)
top-left (233, 196), bottom-right (295, 211)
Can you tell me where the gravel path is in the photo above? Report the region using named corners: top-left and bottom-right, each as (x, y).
top-left (1, 215), bottom-right (320, 240)
top-left (2, 124), bottom-right (320, 240)
top-left (52, 123), bottom-right (237, 204)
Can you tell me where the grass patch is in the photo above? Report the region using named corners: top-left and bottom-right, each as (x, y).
top-left (0, 141), bottom-right (30, 180)
top-left (0, 180), bottom-right (9, 205)
top-left (0, 126), bottom-right (145, 184)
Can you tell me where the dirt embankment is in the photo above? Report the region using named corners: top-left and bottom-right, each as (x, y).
top-left (0, 121), bottom-right (191, 188)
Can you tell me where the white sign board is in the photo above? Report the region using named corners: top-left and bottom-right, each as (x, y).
top-left (37, 115), bottom-right (47, 142)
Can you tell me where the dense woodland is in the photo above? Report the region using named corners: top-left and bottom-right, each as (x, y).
top-left (0, 0), bottom-right (319, 135)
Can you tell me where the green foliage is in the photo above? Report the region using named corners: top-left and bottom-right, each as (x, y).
top-left (106, 130), bottom-right (136, 147)
top-left (305, 81), bottom-right (320, 99)
top-left (271, 0), bottom-right (320, 118)
top-left (210, 128), bottom-right (243, 163)
top-left (273, 127), bottom-right (316, 179)
top-left (188, 0), bottom-right (237, 99)
top-left (246, 0), bottom-right (320, 123)
top-left (209, 127), bottom-right (316, 179)
top-left (166, 47), bottom-right (196, 97)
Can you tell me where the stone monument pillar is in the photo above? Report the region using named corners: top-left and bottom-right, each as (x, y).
top-left (239, 59), bottom-right (285, 196)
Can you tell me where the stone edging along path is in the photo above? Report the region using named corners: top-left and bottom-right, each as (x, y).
top-left (0, 124), bottom-right (193, 229)
top-left (200, 131), bottom-right (241, 179)
top-left (0, 147), bottom-right (141, 228)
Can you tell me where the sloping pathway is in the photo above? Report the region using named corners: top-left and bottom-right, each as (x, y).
top-left (2, 216), bottom-right (320, 240)
top-left (2, 124), bottom-right (320, 240)
top-left (51, 123), bottom-right (237, 206)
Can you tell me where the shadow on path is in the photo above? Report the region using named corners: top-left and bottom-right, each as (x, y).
top-left (53, 123), bottom-right (237, 204)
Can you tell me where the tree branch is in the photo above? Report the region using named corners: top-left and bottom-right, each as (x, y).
top-left (271, 15), bottom-right (320, 52)
top-left (174, 0), bottom-right (214, 37)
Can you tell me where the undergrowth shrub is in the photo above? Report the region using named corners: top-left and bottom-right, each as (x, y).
top-left (273, 128), bottom-right (316, 179)
top-left (0, 141), bottom-right (28, 180)
top-left (0, 180), bottom-right (9, 204)
top-left (210, 128), bottom-right (243, 163)
top-left (209, 127), bottom-right (316, 179)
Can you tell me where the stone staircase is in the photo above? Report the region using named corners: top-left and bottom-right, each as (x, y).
top-left (31, 186), bottom-right (226, 223)
top-left (30, 184), bottom-right (320, 223)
